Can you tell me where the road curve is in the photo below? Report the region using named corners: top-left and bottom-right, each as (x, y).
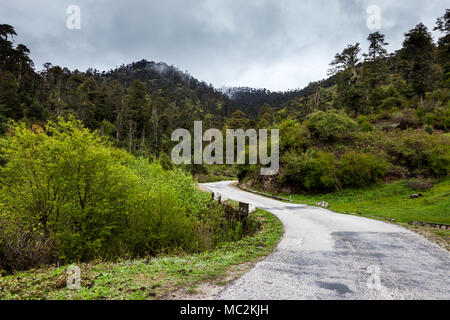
top-left (201, 181), bottom-right (450, 300)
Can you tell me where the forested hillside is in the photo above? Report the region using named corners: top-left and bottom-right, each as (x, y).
top-left (239, 10), bottom-right (450, 193)
top-left (1, 10), bottom-right (449, 187)
top-left (0, 28), bottom-right (236, 157)
top-left (220, 76), bottom-right (335, 118)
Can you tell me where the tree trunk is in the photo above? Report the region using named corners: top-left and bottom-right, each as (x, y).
top-left (17, 61), bottom-right (22, 87)
top-left (116, 115), bottom-right (121, 143)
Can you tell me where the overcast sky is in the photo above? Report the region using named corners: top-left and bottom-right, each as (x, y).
top-left (1, 0), bottom-right (447, 91)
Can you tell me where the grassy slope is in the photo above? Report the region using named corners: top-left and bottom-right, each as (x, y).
top-left (0, 209), bottom-right (282, 300)
top-left (273, 178), bottom-right (450, 225)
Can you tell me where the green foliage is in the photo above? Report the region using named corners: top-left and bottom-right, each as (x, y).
top-left (0, 119), bottom-right (255, 272)
top-left (384, 129), bottom-right (450, 177)
top-left (399, 23), bottom-right (438, 101)
top-left (278, 117), bottom-right (310, 152)
top-left (306, 110), bottom-right (357, 142)
top-left (441, 108), bottom-right (450, 130)
top-left (0, 118), bottom-right (134, 266)
top-left (280, 150), bottom-right (337, 191)
top-left (337, 151), bottom-right (390, 188)
top-left (360, 120), bottom-right (374, 132)
top-left (424, 125), bottom-right (434, 134)
top-left (380, 96), bottom-right (402, 110)
top-left (224, 110), bottom-right (251, 130)
top-left (0, 208), bottom-right (282, 300)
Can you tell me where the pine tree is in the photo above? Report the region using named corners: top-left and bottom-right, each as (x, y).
top-left (328, 43), bottom-right (364, 119)
top-left (106, 80), bottom-right (125, 142)
top-left (434, 9), bottom-right (450, 87)
top-left (399, 23), bottom-right (436, 106)
top-left (124, 80), bottom-right (148, 152)
top-left (363, 32), bottom-right (389, 89)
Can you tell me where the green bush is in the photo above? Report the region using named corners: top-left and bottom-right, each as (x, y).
top-left (306, 110), bottom-right (357, 142)
top-left (338, 151), bottom-right (390, 188)
top-left (278, 118), bottom-right (310, 152)
top-left (384, 129), bottom-right (450, 177)
top-left (0, 119), bottom-right (136, 263)
top-left (439, 108), bottom-right (450, 130)
top-left (360, 121), bottom-right (374, 132)
top-left (423, 113), bottom-right (437, 126)
top-left (380, 96), bottom-right (402, 110)
top-left (0, 118), bottom-right (254, 272)
top-left (280, 150), bottom-right (337, 191)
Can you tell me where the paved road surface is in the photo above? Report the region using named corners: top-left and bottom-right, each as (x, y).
top-left (201, 181), bottom-right (450, 300)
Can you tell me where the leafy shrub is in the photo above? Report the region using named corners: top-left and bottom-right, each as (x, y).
top-left (0, 119), bottom-right (136, 263)
top-left (0, 118), bottom-right (254, 272)
top-left (306, 110), bottom-right (357, 142)
top-left (380, 96), bottom-right (402, 110)
top-left (280, 150), bottom-right (337, 191)
top-left (278, 118), bottom-right (311, 152)
top-left (438, 108), bottom-right (450, 130)
top-left (423, 113), bottom-right (437, 126)
top-left (384, 129), bottom-right (450, 177)
top-left (392, 108), bottom-right (420, 129)
top-left (360, 121), bottom-right (374, 132)
top-left (337, 151), bottom-right (390, 188)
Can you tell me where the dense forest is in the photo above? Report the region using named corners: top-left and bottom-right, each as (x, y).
top-left (0, 28), bottom-right (237, 157)
top-left (0, 9), bottom-right (449, 272)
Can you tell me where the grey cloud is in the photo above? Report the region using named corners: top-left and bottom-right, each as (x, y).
top-left (1, 0), bottom-right (447, 91)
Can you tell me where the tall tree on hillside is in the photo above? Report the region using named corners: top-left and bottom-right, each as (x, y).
top-left (328, 43), bottom-right (364, 119)
top-left (328, 43), bottom-right (361, 75)
top-left (149, 94), bottom-right (166, 154)
top-left (0, 24), bottom-right (16, 75)
top-left (363, 32), bottom-right (389, 89)
top-left (76, 77), bottom-right (99, 128)
top-left (14, 44), bottom-right (33, 87)
top-left (43, 66), bottom-right (65, 116)
top-left (0, 71), bottom-right (19, 119)
top-left (125, 80), bottom-right (148, 152)
top-left (0, 25), bottom-right (21, 119)
top-left (106, 80), bottom-right (125, 142)
top-left (399, 23), bottom-right (437, 106)
top-left (435, 9), bottom-right (450, 87)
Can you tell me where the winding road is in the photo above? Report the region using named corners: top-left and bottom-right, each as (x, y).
top-left (201, 181), bottom-right (450, 300)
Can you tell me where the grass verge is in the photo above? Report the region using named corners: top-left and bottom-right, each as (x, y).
top-left (0, 209), bottom-right (282, 300)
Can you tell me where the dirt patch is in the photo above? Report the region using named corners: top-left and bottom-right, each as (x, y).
top-left (164, 261), bottom-right (255, 300)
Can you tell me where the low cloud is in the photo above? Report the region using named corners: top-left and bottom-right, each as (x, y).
top-left (1, 0), bottom-right (447, 91)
